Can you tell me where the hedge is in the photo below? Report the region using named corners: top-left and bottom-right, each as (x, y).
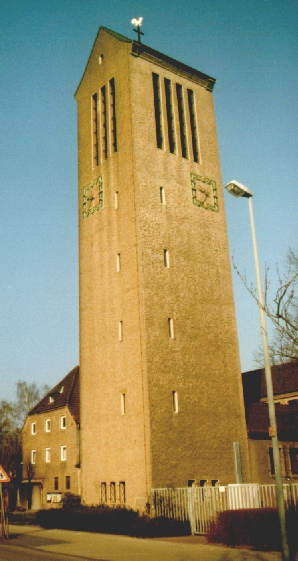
top-left (35, 505), bottom-right (190, 538)
top-left (207, 508), bottom-right (298, 554)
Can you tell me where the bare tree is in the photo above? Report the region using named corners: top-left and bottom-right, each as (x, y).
top-left (0, 381), bottom-right (49, 508)
top-left (233, 248), bottom-right (298, 365)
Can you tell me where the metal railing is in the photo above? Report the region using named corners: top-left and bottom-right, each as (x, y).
top-left (150, 483), bottom-right (298, 534)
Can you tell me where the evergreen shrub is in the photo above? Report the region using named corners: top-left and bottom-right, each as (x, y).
top-left (207, 508), bottom-right (298, 554)
top-left (35, 500), bottom-right (190, 538)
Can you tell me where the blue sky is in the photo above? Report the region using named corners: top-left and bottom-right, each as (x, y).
top-left (1, 0), bottom-right (297, 400)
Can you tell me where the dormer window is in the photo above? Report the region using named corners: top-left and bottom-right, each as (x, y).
top-left (49, 395), bottom-right (54, 403)
top-left (60, 386), bottom-right (64, 394)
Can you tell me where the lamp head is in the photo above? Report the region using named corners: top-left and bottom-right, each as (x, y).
top-left (225, 180), bottom-right (253, 198)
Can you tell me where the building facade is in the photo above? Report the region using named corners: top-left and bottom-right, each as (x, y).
top-left (75, 27), bottom-right (250, 509)
top-left (21, 367), bottom-right (80, 509)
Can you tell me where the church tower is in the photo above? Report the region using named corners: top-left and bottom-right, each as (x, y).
top-left (75, 26), bottom-right (250, 508)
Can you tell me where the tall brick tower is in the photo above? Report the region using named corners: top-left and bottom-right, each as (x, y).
top-left (75, 26), bottom-right (250, 509)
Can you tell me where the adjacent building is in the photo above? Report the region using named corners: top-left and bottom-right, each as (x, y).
top-left (20, 366), bottom-right (80, 510)
top-left (242, 360), bottom-right (298, 484)
top-left (75, 26), bottom-right (250, 509)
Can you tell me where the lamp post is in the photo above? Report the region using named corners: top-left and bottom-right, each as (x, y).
top-left (225, 180), bottom-right (290, 561)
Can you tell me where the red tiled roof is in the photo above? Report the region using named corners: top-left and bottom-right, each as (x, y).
top-left (247, 402), bottom-right (298, 440)
top-left (28, 366), bottom-right (80, 424)
top-left (261, 360), bottom-right (298, 397)
top-left (242, 359), bottom-right (298, 403)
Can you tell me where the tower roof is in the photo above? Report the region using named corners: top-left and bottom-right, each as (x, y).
top-left (75, 26), bottom-right (216, 96)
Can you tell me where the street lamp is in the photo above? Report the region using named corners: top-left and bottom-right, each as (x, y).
top-left (225, 180), bottom-right (290, 561)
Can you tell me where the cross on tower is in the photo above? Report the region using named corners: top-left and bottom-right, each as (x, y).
top-left (131, 17), bottom-right (144, 43)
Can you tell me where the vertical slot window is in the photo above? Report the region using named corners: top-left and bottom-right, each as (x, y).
top-left (31, 450), bottom-right (36, 464)
top-left (187, 89), bottom-right (199, 163)
top-left (65, 476), bottom-right (71, 490)
top-left (168, 318), bottom-right (174, 338)
top-left (176, 84), bottom-right (188, 159)
top-left (101, 85), bottom-right (108, 161)
top-left (164, 78), bottom-right (176, 153)
top-left (118, 321), bottom-right (123, 341)
top-left (109, 78), bottom-right (117, 154)
top-left (45, 419), bottom-right (51, 433)
top-left (116, 253), bottom-right (121, 272)
top-left (92, 93), bottom-right (99, 167)
top-left (45, 448), bottom-right (51, 463)
top-left (101, 482), bottom-right (107, 503)
top-left (119, 481), bottom-right (126, 503)
top-left (110, 482), bottom-right (116, 503)
top-left (172, 391), bottom-right (179, 413)
top-left (115, 191), bottom-right (119, 209)
top-left (121, 393), bottom-right (126, 415)
top-left (31, 421), bottom-right (36, 435)
top-left (152, 73), bottom-right (163, 149)
top-left (54, 477), bottom-right (59, 491)
top-left (160, 187), bottom-right (165, 204)
top-left (164, 249), bottom-right (170, 268)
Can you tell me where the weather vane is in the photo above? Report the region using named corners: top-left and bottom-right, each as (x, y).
top-left (131, 17), bottom-right (144, 43)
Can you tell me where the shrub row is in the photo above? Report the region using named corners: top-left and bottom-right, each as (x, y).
top-left (207, 508), bottom-right (298, 553)
top-left (35, 505), bottom-right (190, 538)
top-left (9, 511), bottom-right (38, 525)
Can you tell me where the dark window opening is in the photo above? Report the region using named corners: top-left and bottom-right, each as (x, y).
top-left (65, 476), bottom-right (71, 490)
top-left (164, 78), bottom-right (175, 153)
top-left (101, 85), bottom-right (108, 160)
top-left (290, 448), bottom-right (298, 475)
top-left (92, 93), bottom-right (99, 167)
top-left (176, 83), bottom-right (188, 159)
top-left (152, 73), bottom-right (163, 149)
top-left (54, 477), bottom-right (59, 491)
top-left (109, 78), bottom-right (117, 153)
top-left (187, 89), bottom-right (199, 163)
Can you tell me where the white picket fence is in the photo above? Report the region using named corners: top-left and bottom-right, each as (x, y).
top-left (150, 483), bottom-right (298, 534)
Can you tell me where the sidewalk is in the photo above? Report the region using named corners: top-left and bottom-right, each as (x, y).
top-left (2, 525), bottom-right (286, 561)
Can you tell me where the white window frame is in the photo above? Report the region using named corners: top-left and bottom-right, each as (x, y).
top-left (116, 253), bottom-right (121, 272)
top-left (61, 445), bottom-right (67, 462)
top-left (160, 186), bottom-right (165, 204)
top-left (45, 418), bottom-right (51, 433)
top-left (45, 448), bottom-right (51, 463)
top-left (60, 415), bottom-right (66, 430)
top-left (31, 421), bottom-right (36, 435)
top-left (31, 450), bottom-right (36, 464)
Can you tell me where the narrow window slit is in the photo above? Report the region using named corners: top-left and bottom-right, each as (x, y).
top-left (152, 73), bottom-right (163, 149)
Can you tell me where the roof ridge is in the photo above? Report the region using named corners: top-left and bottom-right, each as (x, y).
top-left (100, 26), bottom-right (132, 43)
top-left (66, 365), bottom-right (79, 406)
